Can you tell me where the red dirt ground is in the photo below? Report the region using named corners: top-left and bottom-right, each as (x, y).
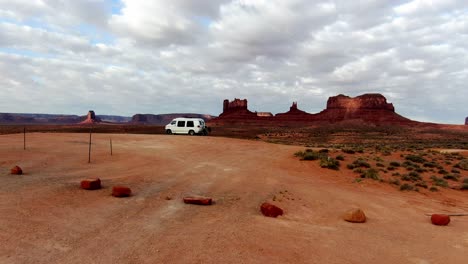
top-left (1, 133), bottom-right (468, 263)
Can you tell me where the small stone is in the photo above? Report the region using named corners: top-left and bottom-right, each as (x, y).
top-left (183, 196), bottom-right (212, 205)
top-left (260, 202), bottom-right (283, 218)
top-left (431, 214), bottom-right (450, 226)
top-left (11, 166), bottom-right (23, 175)
top-left (112, 186), bottom-right (132, 197)
top-left (80, 178), bottom-right (101, 190)
top-left (343, 208), bottom-right (366, 223)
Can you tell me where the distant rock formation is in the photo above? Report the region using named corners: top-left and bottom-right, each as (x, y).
top-left (317, 94), bottom-right (407, 123)
top-left (79, 110), bottom-right (101, 124)
top-left (130, 113), bottom-right (215, 125)
top-left (212, 93), bottom-right (413, 125)
top-left (276, 102), bottom-right (309, 118)
top-left (465, 117), bottom-right (468, 125)
top-left (326, 94), bottom-right (394, 111)
top-left (219, 98), bottom-right (257, 118)
top-left (256, 112), bottom-right (273, 117)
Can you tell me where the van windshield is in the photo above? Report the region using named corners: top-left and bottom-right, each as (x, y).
top-left (170, 121), bottom-right (176, 125)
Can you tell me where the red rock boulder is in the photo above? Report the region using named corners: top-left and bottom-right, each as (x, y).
top-left (343, 208), bottom-right (367, 223)
top-left (183, 196), bottom-right (212, 205)
top-left (112, 186), bottom-right (132, 197)
top-left (431, 214), bottom-right (450, 226)
top-left (11, 166), bottom-right (23, 175)
top-left (80, 178), bottom-right (101, 190)
top-left (260, 202), bottom-right (283, 218)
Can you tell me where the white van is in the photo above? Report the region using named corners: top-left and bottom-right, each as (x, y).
top-left (165, 118), bottom-right (208, 135)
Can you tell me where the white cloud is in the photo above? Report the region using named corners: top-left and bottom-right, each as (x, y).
top-left (0, 0), bottom-right (467, 124)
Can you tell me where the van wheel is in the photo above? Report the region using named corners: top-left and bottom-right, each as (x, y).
top-left (188, 130), bottom-right (195, 136)
top-left (166, 129), bottom-right (172, 135)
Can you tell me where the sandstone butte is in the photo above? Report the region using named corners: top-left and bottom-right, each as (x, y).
top-left (465, 116), bottom-right (468, 125)
top-left (79, 110), bottom-right (101, 125)
top-left (211, 93), bottom-right (415, 125)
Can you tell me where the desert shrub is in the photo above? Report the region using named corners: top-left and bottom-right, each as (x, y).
top-left (451, 168), bottom-right (460, 174)
top-left (429, 186), bottom-right (439, 192)
top-left (405, 154), bottom-right (426, 163)
top-left (342, 148), bottom-right (355, 154)
top-left (415, 168), bottom-right (426, 173)
top-left (294, 151), bottom-right (304, 157)
top-left (463, 178), bottom-right (468, 184)
top-left (402, 171), bottom-right (422, 182)
top-left (415, 182), bottom-right (428, 189)
top-left (347, 164), bottom-right (355, 170)
top-left (438, 169), bottom-right (448, 175)
top-left (387, 166), bottom-right (396, 171)
top-left (336, 155), bottom-right (345, 161)
top-left (376, 162), bottom-right (385, 167)
top-left (431, 176), bottom-right (448, 188)
top-left (361, 168), bottom-right (380, 180)
top-left (318, 148), bottom-right (329, 153)
top-left (400, 183), bottom-right (414, 191)
top-left (445, 161), bottom-right (452, 165)
top-left (351, 158), bottom-right (371, 168)
top-left (353, 168), bottom-right (364, 174)
top-left (389, 179), bottom-right (400, 186)
top-left (389, 161), bottom-right (401, 167)
top-left (374, 157), bottom-right (384, 162)
top-left (319, 157), bottom-right (340, 170)
top-left (454, 159), bottom-right (468, 170)
top-left (461, 184), bottom-right (468, 190)
top-left (303, 151), bottom-right (323, 160)
top-left (443, 174), bottom-right (459, 181)
top-left (423, 162), bottom-right (438, 168)
top-left (392, 172), bottom-right (401, 176)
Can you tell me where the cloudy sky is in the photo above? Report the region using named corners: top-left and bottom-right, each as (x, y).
top-left (0, 0), bottom-right (467, 124)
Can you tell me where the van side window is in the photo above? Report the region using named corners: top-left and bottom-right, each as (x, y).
top-left (177, 121), bottom-right (185, 127)
top-left (187, 121), bottom-right (194, 127)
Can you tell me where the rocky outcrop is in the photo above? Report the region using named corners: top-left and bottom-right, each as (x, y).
top-left (130, 113), bottom-right (214, 125)
top-left (260, 202), bottom-right (284, 218)
top-left (183, 196), bottom-right (213, 205)
top-left (80, 178), bottom-right (102, 190)
top-left (79, 110), bottom-right (101, 124)
top-left (431, 214), bottom-right (450, 226)
top-left (11, 166), bottom-right (23, 175)
top-left (465, 117), bottom-right (468, 125)
top-left (112, 186), bottom-right (132, 197)
top-left (343, 208), bottom-right (367, 223)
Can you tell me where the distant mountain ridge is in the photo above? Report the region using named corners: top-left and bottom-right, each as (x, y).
top-left (130, 113), bottom-right (216, 125)
top-left (0, 113), bottom-right (131, 125)
top-left (0, 112), bottom-right (214, 125)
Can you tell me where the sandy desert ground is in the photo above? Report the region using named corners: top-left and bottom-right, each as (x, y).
top-left (1, 133), bottom-right (468, 264)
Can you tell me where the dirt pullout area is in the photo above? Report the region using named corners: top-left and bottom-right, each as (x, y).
top-left (1, 133), bottom-right (467, 264)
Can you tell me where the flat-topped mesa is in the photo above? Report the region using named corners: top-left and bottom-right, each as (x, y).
top-left (326, 94), bottom-right (395, 111)
top-left (319, 93), bottom-right (411, 123)
top-left (219, 98), bottom-right (256, 117)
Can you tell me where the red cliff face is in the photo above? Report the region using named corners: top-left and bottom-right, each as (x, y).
top-left (276, 102), bottom-right (310, 118)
